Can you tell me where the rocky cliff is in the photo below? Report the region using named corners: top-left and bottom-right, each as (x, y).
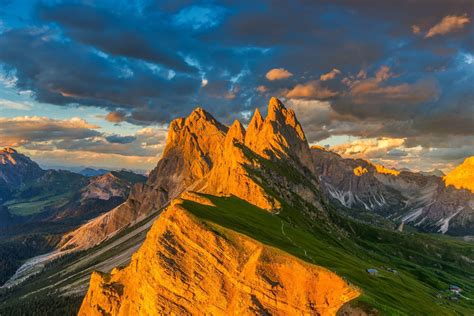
top-left (60, 98), bottom-right (317, 252)
top-left (444, 156), bottom-right (474, 193)
top-left (311, 146), bottom-right (474, 235)
top-left (78, 197), bottom-right (359, 316)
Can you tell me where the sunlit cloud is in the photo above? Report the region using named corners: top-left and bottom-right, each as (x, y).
top-left (105, 111), bottom-right (126, 123)
top-left (285, 81), bottom-right (338, 99)
top-left (425, 14), bottom-right (470, 38)
top-left (320, 68), bottom-right (341, 81)
top-left (265, 68), bottom-right (293, 81)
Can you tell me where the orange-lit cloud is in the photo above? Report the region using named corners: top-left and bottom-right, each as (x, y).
top-left (266, 68), bottom-right (293, 81)
top-left (345, 66), bottom-right (437, 105)
top-left (332, 137), bottom-right (405, 158)
top-left (105, 111), bottom-right (126, 123)
top-left (425, 14), bottom-right (470, 38)
top-left (320, 68), bottom-right (341, 81)
top-left (412, 25), bottom-right (421, 34)
top-left (0, 116), bottom-right (99, 146)
top-left (285, 80), bottom-right (338, 99)
top-left (256, 85), bottom-right (268, 93)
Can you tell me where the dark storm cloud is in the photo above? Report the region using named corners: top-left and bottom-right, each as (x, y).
top-left (0, 27), bottom-right (201, 123)
top-left (36, 3), bottom-right (196, 73)
top-left (105, 134), bottom-right (137, 144)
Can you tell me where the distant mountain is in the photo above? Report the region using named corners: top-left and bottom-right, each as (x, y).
top-left (0, 147), bottom-right (45, 202)
top-left (78, 168), bottom-right (110, 177)
top-left (420, 169), bottom-right (445, 177)
top-left (0, 150), bottom-right (146, 287)
top-left (312, 146), bottom-right (474, 235)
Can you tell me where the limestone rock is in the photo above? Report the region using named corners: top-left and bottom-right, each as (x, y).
top-left (78, 202), bottom-right (359, 316)
top-left (245, 97), bottom-right (313, 172)
top-left (444, 156), bottom-right (474, 193)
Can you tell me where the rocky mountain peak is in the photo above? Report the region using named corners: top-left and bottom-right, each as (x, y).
top-left (444, 156), bottom-right (474, 193)
top-left (266, 96), bottom-right (286, 121)
top-left (226, 119), bottom-right (246, 144)
top-left (245, 97), bottom-right (313, 171)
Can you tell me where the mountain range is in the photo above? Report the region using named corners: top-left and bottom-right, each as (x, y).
top-left (0, 148), bottom-right (146, 286)
top-left (0, 98), bottom-right (473, 315)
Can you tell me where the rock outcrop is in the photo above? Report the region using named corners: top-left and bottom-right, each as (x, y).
top-left (444, 156), bottom-right (474, 193)
top-left (245, 97), bottom-right (313, 172)
top-left (79, 200), bottom-right (359, 316)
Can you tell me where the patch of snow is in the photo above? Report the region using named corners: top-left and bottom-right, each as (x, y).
top-left (402, 208), bottom-right (423, 222)
top-left (437, 208), bottom-right (463, 234)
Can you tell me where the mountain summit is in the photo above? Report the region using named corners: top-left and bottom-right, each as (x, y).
top-left (245, 97), bottom-right (313, 171)
top-left (0, 147), bottom-right (44, 201)
top-left (444, 156), bottom-right (474, 193)
top-left (59, 98), bottom-right (314, 252)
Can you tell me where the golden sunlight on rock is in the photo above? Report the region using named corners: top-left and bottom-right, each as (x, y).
top-left (79, 201), bottom-right (359, 316)
top-left (444, 156), bottom-right (474, 193)
top-left (353, 166), bottom-right (368, 176)
top-left (373, 163), bottom-right (400, 176)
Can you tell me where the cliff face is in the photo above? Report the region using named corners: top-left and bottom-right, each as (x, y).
top-left (60, 98), bottom-right (313, 252)
top-left (311, 146), bottom-right (474, 235)
top-left (444, 156), bottom-right (474, 193)
top-left (245, 97), bottom-right (313, 172)
top-left (79, 198), bottom-right (359, 316)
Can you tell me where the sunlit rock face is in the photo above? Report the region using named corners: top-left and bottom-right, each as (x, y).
top-left (245, 97), bottom-right (313, 172)
top-left (59, 98), bottom-right (316, 252)
top-left (78, 200), bottom-right (359, 316)
top-left (444, 156), bottom-right (474, 193)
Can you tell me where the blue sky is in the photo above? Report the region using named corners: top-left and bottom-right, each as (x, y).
top-left (0, 0), bottom-right (473, 171)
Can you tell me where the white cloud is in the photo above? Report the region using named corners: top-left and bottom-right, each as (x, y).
top-left (0, 99), bottom-right (31, 110)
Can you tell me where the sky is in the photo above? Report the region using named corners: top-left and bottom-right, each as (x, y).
top-left (0, 0), bottom-right (473, 172)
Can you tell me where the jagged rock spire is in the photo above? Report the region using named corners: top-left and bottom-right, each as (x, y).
top-left (244, 97), bottom-right (313, 171)
top-left (226, 120), bottom-right (246, 144)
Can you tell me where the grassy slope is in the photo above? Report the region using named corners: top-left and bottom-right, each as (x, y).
top-left (182, 195), bottom-right (474, 315)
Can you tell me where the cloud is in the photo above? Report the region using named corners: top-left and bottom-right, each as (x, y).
top-left (412, 25), bottom-right (421, 34)
top-left (320, 68), bottom-right (341, 81)
top-left (0, 116), bottom-right (99, 146)
top-left (105, 111), bottom-right (126, 123)
top-left (0, 98), bottom-right (31, 110)
top-left (332, 137), bottom-right (406, 159)
top-left (285, 81), bottom-right (338, 99)
top-left (333, 66), bottom-right (439, 119)
top-left (23, 149), bottom-right (159, 171)
top-left (425, 14), bottom-right (470, 38)
top-left (266, 68), bottom-right (293, 81)
top-left (0, 115), bottom-right (166, 159)
top-left (0, 28), bottom-right (201, 124)
top-left (256, 85), bottom-right (268, 93)
top-left (37, 3), bottom-right (195, 73)
top-left (105, 134), bottom-right (136, 144)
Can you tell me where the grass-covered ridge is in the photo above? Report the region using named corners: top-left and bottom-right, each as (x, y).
top-left (182, 194), bottom-right (474, 315)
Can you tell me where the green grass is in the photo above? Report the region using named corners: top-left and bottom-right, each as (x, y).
top-left (5, 192), bottom-right (73, 216)
top-left (182, 194), bottom-right (474, 315)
